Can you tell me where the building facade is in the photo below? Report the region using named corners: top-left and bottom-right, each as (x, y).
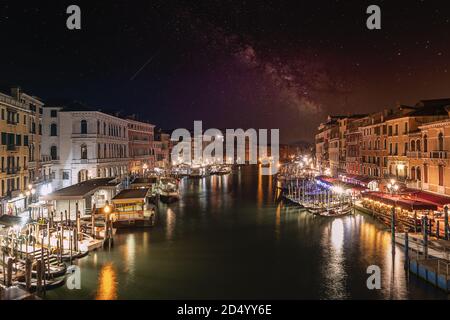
top-left (42, 107), bottom-right (130, 190)
top-left (127, 119), bottom-right (155, 175)
top-left (0, 88), bottom-right (47, 214)
top-left (316, 99), bottom-right (450, 196)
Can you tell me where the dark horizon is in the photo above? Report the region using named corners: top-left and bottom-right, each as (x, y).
top-left (2, 1), bottom-right (450, 143)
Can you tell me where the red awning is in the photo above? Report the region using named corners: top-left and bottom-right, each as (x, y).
top-left (363, 192), bottom-right (437, 211)
top-left (402, 190), bottom-right (450, 208)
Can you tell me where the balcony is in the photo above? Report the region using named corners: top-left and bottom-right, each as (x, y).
top-left (6, 119), bottom-right (18, 125)
top-left (407, 151), bottom-right (422, 159)
top-left (429, 151), bottom-right (448, 159)
top-left (6, 145), bottom-right (16, 152)
top-left (5, 167), bottom-right (21, 175)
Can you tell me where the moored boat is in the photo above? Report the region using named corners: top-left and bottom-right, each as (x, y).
top-left (111, 188), bottom-right (157, 227)
top-left (157, 177), bottom-right (180, 203)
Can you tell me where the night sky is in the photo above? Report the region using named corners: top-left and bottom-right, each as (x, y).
top-left (1, 0), bottom-right (450, 143)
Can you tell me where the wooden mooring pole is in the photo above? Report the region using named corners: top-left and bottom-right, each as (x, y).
top-left (423, 216), bottom-right (428, 258)
top-left (391, 205), bottom-right (396, 254)
top-left (404, 232), bottom-right (409, 270)
top-left (445, 205), bottom-right (449, 241)
top-left (6, 257), bottom-right (13, 287)
top-left (25, 257), bottom-right (32, 291)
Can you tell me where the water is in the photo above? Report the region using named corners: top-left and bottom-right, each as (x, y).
top-left (47, 166), bottom-right (448, 299)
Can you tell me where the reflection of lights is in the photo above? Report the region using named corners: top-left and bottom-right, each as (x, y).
top-left (331, 219), bottom-right (344, 250)
top-left (166, 208), bottom-right (176, 240)
top-left (96, 263), bottom-right (118, 300)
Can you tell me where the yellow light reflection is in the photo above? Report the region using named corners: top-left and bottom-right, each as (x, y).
top-left (96, 262), bottom-right (118, 300)
top-left (166, 208), bottom-right (176, 240)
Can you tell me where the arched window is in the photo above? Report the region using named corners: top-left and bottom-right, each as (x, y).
top-left (81, 144), bottom-right (88, 159)
top-left (416, 167), bottom-right (421, 181)
top-left (50, 123), bottom-right (57, 136)
top-left (416, 140), bottom-right (421, 152)
top-left (50, 146), bottom-right (57, 160)
top-left (423, 135), bottom-right (428, 153)
top-left (439, 132), bottom-right (444, 151)
top-left (410, 140), bottom-right (416, 152)
top-left (424, 164), bottom-right (428, 183)
top-left (81, 120), bottom-right (87, 134)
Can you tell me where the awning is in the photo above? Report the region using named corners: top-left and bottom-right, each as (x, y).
top-left (363, 192), bottom-right (437, 211)
top-left (403, 189), bottom-right (450, 208)
top-left (340, 174), bottom-right (378, 186)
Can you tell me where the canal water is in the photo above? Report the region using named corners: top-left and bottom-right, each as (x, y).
top-left (47, 166), bottom-right (447, 299)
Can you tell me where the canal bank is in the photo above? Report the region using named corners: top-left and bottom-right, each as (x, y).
top-left (46, 166), bottom-right (447, 299)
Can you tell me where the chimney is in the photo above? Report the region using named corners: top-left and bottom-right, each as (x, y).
top-left (11, 87), bottom-right (21, 99)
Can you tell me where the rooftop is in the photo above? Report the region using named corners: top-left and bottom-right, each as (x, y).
top-left (43, 178), bottom-right (119, 200)
top-left (112, 188), bottom-right (149, 201)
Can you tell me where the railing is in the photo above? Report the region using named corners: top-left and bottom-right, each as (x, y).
top-left (6, 145), bottom-right (16, 151)
top-left (5, 167), bottom-right (21, 174)
top-left (429, 151), bottom-right (448, 159)
top-left (407, 151), bottom-right (422, 159)
top-left (0, 93), bottom-right (25, 109)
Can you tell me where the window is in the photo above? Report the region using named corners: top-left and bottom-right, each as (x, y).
top-left (50, 146), bottom-right (57, 160)
top-left (50, 123), bottom-right (57, 136)
top-left (97, 120), bottom-right (100, 134)
top-left (23, 115), bottom-right (26, 124)
top-left (423, 135), bottom-right (428, 152)
top-left (424, 164), bottom-right (428, 183)
top-left (81, 120), bottom-right (87, 134)
top-left (404, 122), bottom-right (408, 134)
top-left (62, 171), bottom-right (70, 180)
top-left (439, 132), bottom-right (444, 151)
top-left (15, 135), bottom-right (21, 146)
top-left (51, 110), bottom-right (58, 117)
top-left (1, 109), bottom-right (4, 120)
top-left (81, 144), bottom-right (88, 159)
top-left (23, 135), bottom-right (28, 146)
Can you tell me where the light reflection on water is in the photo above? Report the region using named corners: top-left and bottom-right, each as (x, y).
top-left (95, 263), bottom-right (118, 300)
top-left (46, 166), bottom-right (447, 300)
